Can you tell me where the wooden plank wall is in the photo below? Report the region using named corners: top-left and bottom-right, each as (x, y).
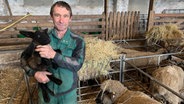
top-left (147, 10), bottom-right (184, 32)
top-left (0, 12), bottom-right (142, 51)
top-left (0, 14), bottom-right (105, 51)
top-left (105, 11), bottom-right (140, 40)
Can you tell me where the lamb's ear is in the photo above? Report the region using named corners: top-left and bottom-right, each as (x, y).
top-left (19, 31), bottom-right (34, 38)
top-left (44, 28), bottom-right (48, 33)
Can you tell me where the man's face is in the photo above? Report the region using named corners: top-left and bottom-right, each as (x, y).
top-left (51, 5), bottom-right (71, 32)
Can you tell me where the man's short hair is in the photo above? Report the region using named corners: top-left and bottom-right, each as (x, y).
top-left (50, 1), bottom-right (72, 17)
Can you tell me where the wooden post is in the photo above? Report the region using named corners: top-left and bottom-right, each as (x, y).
top-left (104, 0), bottom-right (108, 16)
top-left (147, 10), bottom-right (154, 31)
top-left (104, 0), bottom-right (109, 40)
top-left (147, 0), bottom-right (155, 31)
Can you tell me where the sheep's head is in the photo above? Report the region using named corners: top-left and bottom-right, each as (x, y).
top-left (101, 80), bottom-right (127, 96)
top-left (95, 79), bottom-right (128, 104)
top-left (19, 28), bottom-right (50, 45)
top-left (95, 90), bottom-right (113, 104)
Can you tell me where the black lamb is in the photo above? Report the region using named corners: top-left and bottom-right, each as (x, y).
top-left (20, 28), bottom-right (62, 103)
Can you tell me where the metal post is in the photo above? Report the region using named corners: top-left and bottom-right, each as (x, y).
top-left (120, 54), bottom-right (126, 83)
top-left (77, 80), bottom-right (81, 101)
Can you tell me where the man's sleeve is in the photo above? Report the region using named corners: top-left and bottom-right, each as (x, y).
top-left (52, 38), bottom-right (85, 72)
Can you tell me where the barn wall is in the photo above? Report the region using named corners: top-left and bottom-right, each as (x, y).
top-left (128, 0), bottom-right (149, 14)
top-left (0, 0), bottom-right (128, 15)
top-left (154, 0), bottom-right (184, 13)
top-left (1, 0), bottom-right (183, 16)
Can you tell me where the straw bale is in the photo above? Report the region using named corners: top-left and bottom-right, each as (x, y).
top-left (78, 37), bottom-right (121, 81)
top-left (146, 24), bottom-right (184, 42)
top-left (84, 37), bottom-right (120, 60)
top-left (145, 24), bottom-right (184, 52)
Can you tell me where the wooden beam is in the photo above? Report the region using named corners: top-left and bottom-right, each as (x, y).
top-left (148, 0), bottom-right (154, 12)
top-left (4, 0), bottom-right (12, 16)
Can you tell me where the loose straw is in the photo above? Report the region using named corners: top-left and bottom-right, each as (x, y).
top-left (0, 13), bottom-right (31, 32)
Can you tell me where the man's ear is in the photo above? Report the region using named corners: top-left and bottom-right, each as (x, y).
top-left (19, 31), bottom-right (34, 38)
top-left (50, 15), bottom-right (54, 20)
top-left (69, 16), bottom-right (72, 22)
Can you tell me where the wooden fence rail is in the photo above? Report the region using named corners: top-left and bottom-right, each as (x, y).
top-left (147, 10), bottom-right (184, 32)
top-left (0, 14), bottom-right (105, 37)
top-left (0, 14), bottom-right (106, 51)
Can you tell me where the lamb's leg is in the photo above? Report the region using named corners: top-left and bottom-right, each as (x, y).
top-left (42, 83), bottom-right (55, 96)
top-left (47, 74), bottom-right (62, 85)
top-left (39, 83), bottom-right (50, 103)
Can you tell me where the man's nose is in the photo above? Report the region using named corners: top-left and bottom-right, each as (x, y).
top-left (59, 16), bottom-right (64, 23)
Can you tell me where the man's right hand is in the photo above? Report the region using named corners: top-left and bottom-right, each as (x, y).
top-left (34, 71), bottom-right (52, 84)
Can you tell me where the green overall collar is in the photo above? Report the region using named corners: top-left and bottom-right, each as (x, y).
top-left (51, 28), bottom-right (72, 45)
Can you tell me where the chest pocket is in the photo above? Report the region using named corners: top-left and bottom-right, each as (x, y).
top-left (50, 37), bottom-right (76, 57)
top-left (61, 39), bottom-right (76, 57)
top-left (62, 46), bottom-right (74, 57)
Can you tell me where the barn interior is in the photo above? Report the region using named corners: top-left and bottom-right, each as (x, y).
top-left (0, 0), bottom-right (184, 104)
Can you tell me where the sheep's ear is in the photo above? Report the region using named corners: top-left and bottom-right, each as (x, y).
top-left (19, 31), bottom-right (34, 38)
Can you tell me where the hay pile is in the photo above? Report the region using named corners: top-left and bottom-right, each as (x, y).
top-left (0, 50), bottom-right (38, 104)
top-left (78, 37), bottom-right (121, 81)
top-left (145, 24), bottom-right (184, 52)
top-left (77, 37), bottom-right (168, 80)
top-left (78, 99), bottom-right (96, 104)
top-left (0, 65), bottom-right (25, 104)
top-left (0, 64), bottom-right (37, 104)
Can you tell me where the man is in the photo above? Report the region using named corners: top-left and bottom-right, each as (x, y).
top-left (34, 1), bottom-right (85, 104)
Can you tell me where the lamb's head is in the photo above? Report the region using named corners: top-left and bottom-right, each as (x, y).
top-left (19, 28), bottom-right (50, 45)
top-left (95, 79), bottom-right (128, 104)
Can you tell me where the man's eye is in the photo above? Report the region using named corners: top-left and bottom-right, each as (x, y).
top-left (64, 15), bottom-right (69, 18)
top-left (54, 14), bottom-right (60, 17)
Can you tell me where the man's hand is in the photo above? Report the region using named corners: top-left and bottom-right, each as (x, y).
top-left (34, 71), bottom-right (52, 84)
top-left (35, 44), bottom-right (56, 59)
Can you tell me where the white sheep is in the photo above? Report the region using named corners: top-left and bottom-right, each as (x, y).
top-left (151, 65), bottom-right (184, 104)
top-left (96, 79), bottom-right (161, 104)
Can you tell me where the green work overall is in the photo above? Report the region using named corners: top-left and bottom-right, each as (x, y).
top-left (37, 28), bottom-right (85, 104)
top-left (22, 28), bottom-right (85, 104)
